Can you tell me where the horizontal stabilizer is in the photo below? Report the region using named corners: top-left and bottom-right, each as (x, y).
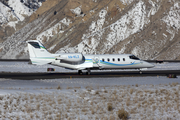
top-left (31, 61), bottom-right (51, 65)
top-left (30, 58), bottom-right (53, 65)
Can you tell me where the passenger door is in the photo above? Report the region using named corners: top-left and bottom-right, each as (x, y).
top-left (93, 57), bottom-right (101, 68)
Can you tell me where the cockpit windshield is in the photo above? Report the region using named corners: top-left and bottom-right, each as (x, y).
top-left (29, 42), bottom-right (40, 48)
top-left (129, 55), bottom-right (140, 60)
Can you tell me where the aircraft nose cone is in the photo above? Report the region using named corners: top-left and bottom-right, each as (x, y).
top-left (149, 63), bottom-right (155, 68)
top-left (146, 62), bottom-right (155, 68)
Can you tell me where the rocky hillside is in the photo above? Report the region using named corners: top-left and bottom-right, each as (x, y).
top-left (0, 0), bottom-right (180, 60)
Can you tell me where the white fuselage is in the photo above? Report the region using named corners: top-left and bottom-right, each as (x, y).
top-left (26, 40), bottom-right (154, 72)
top-left (50, 54), bottom-right (154, 70)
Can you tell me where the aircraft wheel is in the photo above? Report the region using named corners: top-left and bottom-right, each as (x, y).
top-left (86, 71), bottom-right (91, 75)
top-left (139, 69), bottom-right (142, 74)
top-left (78, 70), bottom-right (83, 75)
top-left (86, 69), bottom-right (91, 75)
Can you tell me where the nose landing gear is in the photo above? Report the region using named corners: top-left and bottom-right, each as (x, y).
top-left (139, 69), bottom-right (142, 74)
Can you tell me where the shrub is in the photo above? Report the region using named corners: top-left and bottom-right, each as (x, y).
top-left (91, 108), bottom-right (95, 114)
top-left (107, 103), bottom-right (113, 111)
top-left (130, 88), bottom-right (134, 94)
top-left (104, 90), bottom-right (108, 93)
top-left (172, 82), bottom-right (178, 86)
top-left (0, 96), bottom-right (3, 100)
top-left (95, 91), bottom-right (99, 95)
top-left (117, 108), bottom-right (129, 120)
top-left (57, 85), bottom-right (61, 90)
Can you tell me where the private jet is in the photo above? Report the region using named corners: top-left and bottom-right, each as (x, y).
top-left (27, 40), bottom-right (154, 74)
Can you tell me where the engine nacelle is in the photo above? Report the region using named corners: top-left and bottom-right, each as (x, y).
top-left (56, 53), bottom-right (83, 62)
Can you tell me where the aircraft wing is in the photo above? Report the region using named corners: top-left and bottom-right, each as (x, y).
top-left (76, 62), bottom-right (93, 70)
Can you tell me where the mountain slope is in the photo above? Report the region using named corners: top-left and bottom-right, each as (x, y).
top-left (0, 0), bottom-right (180, 60)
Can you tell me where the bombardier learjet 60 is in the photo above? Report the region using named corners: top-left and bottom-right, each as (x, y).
top-left (27, 40), bottom-right (154, 74)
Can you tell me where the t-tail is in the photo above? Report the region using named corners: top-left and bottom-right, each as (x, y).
top-left (27, 40), bottom-right (55, 65)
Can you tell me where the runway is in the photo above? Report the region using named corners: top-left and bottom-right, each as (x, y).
top-left (0, 70), bottom-right (179, 80)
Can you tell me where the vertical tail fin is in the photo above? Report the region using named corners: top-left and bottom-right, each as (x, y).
top-left (27, 40), bottom-right (55, 65)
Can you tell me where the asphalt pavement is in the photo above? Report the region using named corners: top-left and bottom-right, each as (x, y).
top-left (0, 70), bottom-right (179, 80)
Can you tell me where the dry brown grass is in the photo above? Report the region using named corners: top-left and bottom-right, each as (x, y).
top-left (171, 82), bottom-right (179, 87)
top-left (57, 85), bottom-right (61, 90)
top-left (129, 88), bottom-right (134, 94)
top-left (91, 107), bottom-right (95, 114)
top-left (1, 82), bottom-right (180, 119)
top-left (95, 91), bottom-right (99, 95)
top-left (130, 107), bottom-right (137, 114)
top-left (117, 108), bottom-right (129, 120)
top-left (85, 86), bottom-right (93, 90)
top-left (66, 86), bottom-right (73, 89)
top-left (104, 89), bottom-right (108, 93)
top-left (107, 103), bottom-right (113, 111)
top-left (109, 114), bottom-right (115, 120)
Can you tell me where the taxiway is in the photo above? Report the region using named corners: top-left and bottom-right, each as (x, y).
top-left (0, 70), bottom-right (179, 80)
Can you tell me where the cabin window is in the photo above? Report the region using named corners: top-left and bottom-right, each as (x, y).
top-left (102, 58), bottom-right (104, 62)
top-left (118, 58), bottom-right (120, 61)
top-left (107, 58), bottom-right (110, 62)
top-left (123, 58), bottom-right (125, 61)
top-left (112, 58), bottom-right (115, 62)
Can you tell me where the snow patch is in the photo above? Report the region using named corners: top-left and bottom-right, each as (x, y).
top-left (70, 6), bottom-right (82, 16)
top-left (120, 0), bottom-right (134, 5)
top-left (0, 2), bottom-right (13, 24)
top-left (8, 0), bottom-right (33, 21)
top-left (60, 17), bottom-right (72, 26)
top-left (148, 0), bottom-right (160, 17)
top-left (163, 33), bottom-right (167, 38)
top-left (166, 28), bottom-right (175, 41)
top-left (57, 9), bottom-right (107, 54)
top-left (49, 44), bottom-right (56, 51)
top-left (0, 0), bottom-right (41, 30)
top-left (105, 1), bottom-right (147, 52)
top-left (132, 46), bottom-right (139, 56)
top-left (7, 21), bottom-right (18, 30)
top-left (99, 9), bottom-right (107, 18)
top-left (162, 2), bottom-right (180, 30)
top-left (36, 22), bottom-right (62, 42)
top-left (152, 31), bottom-right (156, 35)
top-left (56, 1), bottom-right (161, 55)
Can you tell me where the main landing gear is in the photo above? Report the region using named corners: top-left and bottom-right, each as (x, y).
top-left (78, 70), bottom-right (83, 75)
top-left (139, 69), bottom-right (142, 74)
top-left (78, 69), bottom-right (91, 75)
top-left (86, 69), bottom-right (91, 75)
